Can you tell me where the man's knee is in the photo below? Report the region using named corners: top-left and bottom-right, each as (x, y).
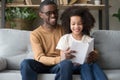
top-left (20, 59), bottom-right (34, 70)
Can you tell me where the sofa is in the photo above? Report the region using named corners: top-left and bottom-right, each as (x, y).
top-left (0, 29), bottom-right (120, 80)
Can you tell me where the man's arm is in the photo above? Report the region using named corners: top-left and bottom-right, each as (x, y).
top-left (30, 32), bottom-right (60, 66)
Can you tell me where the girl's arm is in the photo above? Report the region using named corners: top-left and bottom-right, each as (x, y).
top-left (60, 51), bottom-right (66, 61)
top-left (60, 48), bottom-right (76, 60)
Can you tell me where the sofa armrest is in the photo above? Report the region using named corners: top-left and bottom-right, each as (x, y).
top-left (92, 30), bottom-right (120, 69)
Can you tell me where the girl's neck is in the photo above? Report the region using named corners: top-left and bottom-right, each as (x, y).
top-left (72, 33), bottom-right (83, 40)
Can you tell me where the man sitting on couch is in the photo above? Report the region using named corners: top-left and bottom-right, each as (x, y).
top-left (20, 0), bottom-right (64, 80)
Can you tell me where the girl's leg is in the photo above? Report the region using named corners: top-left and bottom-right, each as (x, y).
top-left (81, 63), bottom-right (94, 80)
top-left (92, 63), bottom-right (108, 80)
top-left (50, 63), bottom-right (61, 80)
top-left (54, 60), bottom-right (73, 80)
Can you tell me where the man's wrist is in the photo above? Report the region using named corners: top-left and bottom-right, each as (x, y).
top-left (55, 56), bottom-right (60, 64)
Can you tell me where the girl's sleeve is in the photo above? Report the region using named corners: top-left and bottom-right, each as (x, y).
top-left (56, 35), bottom-right (68, 51)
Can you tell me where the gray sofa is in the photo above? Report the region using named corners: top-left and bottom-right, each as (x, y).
top-left (0, 29), bottom-right (120, 80)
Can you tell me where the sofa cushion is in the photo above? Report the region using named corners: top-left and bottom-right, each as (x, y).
top-left (0, 29), bottom-right (34, 69)
top-left (92, 30), bottom-right (120, 69)
top-left (0, 70), bottom-right (120, 80)
top-left (0, 57), bottom-right (7, 71)
top-left (0, 70), bottom-right (21, 80)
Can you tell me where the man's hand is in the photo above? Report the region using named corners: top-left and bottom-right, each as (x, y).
top-left (87, 50), bottom-right (99, 63)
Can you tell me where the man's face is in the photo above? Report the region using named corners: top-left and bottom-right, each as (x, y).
top-left (40, 5), bottom-right (58, 27)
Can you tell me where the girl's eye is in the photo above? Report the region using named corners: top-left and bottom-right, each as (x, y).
top-left (78, 23), bottom-right (83, 25)
top-left (71, 22), bottom-right (82, 25)
top-left (78, 24), bottom-right (82, 25)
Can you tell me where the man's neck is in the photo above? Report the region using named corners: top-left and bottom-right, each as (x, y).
top-left (42, 24), bottom-right (57, 32)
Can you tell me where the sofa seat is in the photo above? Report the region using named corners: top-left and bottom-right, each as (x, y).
top-left (0, 70), bottom-right (21, 80)
top-left (0, 69), bottom-right (120, 80)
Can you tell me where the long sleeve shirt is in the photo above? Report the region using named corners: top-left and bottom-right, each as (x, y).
top-left (30, 25), bottom-right (64, 66)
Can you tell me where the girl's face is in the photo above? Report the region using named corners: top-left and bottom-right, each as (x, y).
top-left (70, 16), bottom-right (83, 35)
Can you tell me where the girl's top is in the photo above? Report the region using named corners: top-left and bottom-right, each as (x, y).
top-left (56, 34), bottom-right (93, 51)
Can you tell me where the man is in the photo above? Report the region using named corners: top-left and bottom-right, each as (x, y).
top-left (20, 1), bottom-right (64, 80)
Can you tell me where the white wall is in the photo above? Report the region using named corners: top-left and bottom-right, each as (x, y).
top-left (109, 0), bottom-right (120, 30)
top-left (90, 0), bottom-right (120, 30)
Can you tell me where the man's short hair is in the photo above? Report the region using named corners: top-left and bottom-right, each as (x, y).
top-left (39, 0), bottom-right (57, 12)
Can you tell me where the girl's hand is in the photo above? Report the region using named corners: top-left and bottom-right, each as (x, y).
top-left (73, 62), bottom-right (80, 66)
top-left (87, 50), bottom-right (99, 63)
top-left (64, 48), bottom-right (76, 59)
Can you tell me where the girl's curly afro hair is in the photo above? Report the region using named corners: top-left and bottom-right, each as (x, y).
top-left (60, 6), bottom-right (95, 35)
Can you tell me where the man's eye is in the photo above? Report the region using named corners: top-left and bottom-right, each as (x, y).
top-left (46, 12), bottom-right (51, 15)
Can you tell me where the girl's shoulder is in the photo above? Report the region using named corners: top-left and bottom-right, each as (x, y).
top-left (83, 35), bottom-right (94, 42)
top-left (59, 34), bottom-right (72, 42)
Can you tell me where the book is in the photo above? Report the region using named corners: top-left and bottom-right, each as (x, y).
top-left (63, 0), bottom-right (69, 5)
top-left (70, 38), bottom-right (94, 64)
top-left (25, 0), bottom-right (32, 5)
top-left (69, 0), bottom-right (77, 5)
top-left (59, 0), bottom-right (63, 5)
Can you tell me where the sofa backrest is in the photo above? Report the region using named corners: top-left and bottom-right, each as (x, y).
top-left (0, 29), bottom-right (120, 70)
top-left (92, 30), bottom-right (120, 69)
top-left (0, 29), bottom-right (33, 70)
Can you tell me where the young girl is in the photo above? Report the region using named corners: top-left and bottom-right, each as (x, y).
top-left (56, 6), bottom-right (108, 80)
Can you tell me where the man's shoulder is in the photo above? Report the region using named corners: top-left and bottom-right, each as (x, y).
top-left (33, 26), bottom-right (42, 31)
top-left (30, 26), bottom-right (42, 37)
top-left (56, 24), bottom-right (63, 29)
top-left (31, 26), bottom-right (42, 33)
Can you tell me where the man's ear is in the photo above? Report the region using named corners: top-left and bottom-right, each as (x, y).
top-left (39, 12), bottom-right (43, 19)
